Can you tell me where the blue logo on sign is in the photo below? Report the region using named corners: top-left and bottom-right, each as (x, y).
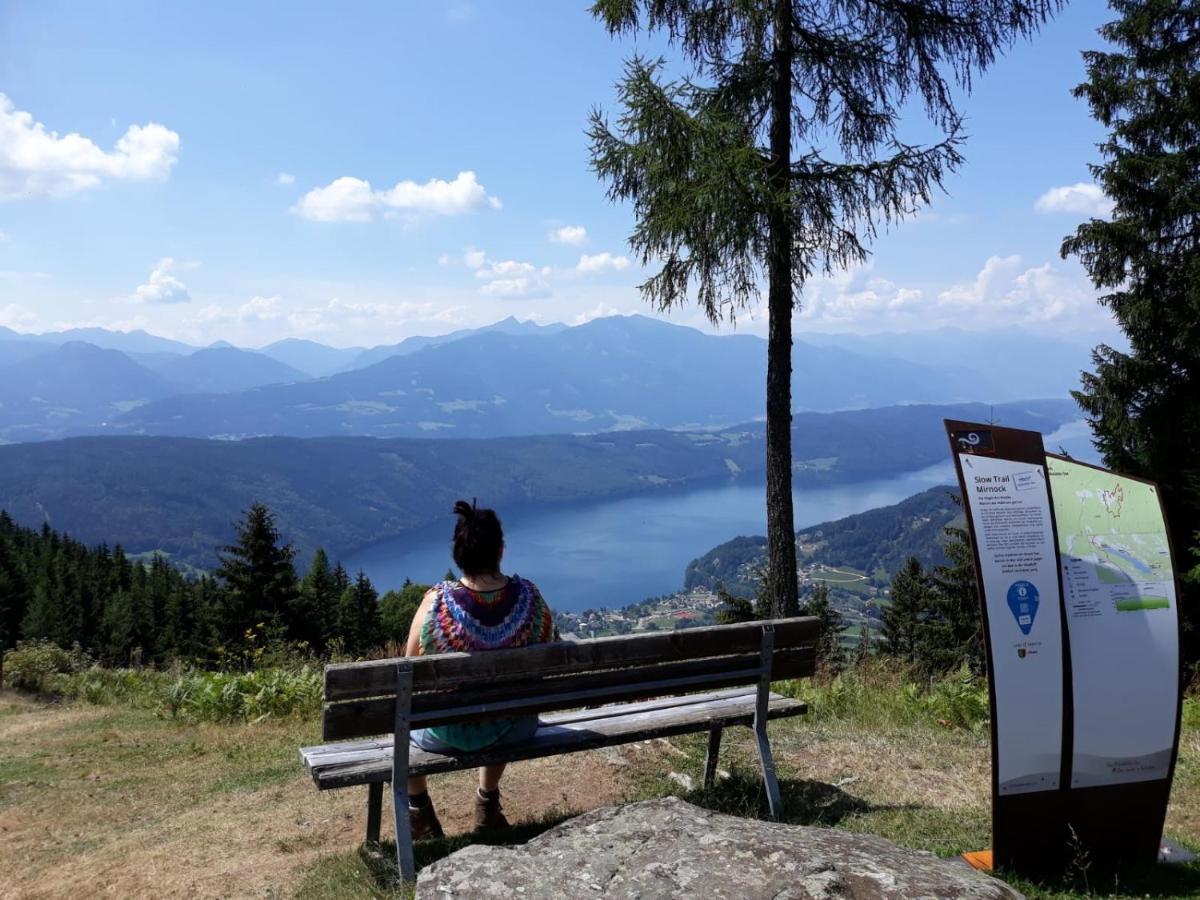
top-left (1007, 581), bottom-right (1039, 636)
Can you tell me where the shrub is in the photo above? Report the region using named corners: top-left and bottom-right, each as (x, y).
top-left (775, 657), bottom-right (989, 733)
top-left (161, 667), bottom-right (322, 722)
top-left (2, 640), bottom-right (92, 693)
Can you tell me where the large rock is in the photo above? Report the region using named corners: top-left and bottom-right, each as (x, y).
top-left (417, 796), bottom-right (1022, 899)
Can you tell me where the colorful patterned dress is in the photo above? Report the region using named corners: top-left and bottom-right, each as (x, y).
top-left (417, 575), bottom-right (556, 751)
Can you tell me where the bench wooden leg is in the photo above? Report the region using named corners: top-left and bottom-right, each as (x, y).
top-left (365, 781), bottom-right (383, 845)
top-left (392, 661), bottom-right (416, 884)
top-left (703, 726), bottom-right (722, 788)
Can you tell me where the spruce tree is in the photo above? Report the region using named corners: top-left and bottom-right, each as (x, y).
top-left (295, 548), bottom-right (340, 651)
top-left (332, 562), bottom-right (351, 595)
top-left (1061, 0), bottom-right (1200, 660)
top-left (337, 571), bottom-right (383, 656)
top-left (926, 525), bottom-right (984, 674)
top-left (0, 529), bottom-right (29, 678)
top-left (714, 586), bottom-right (759, 625)
top-left (801, 581), bottom-right (843, 669)
top-left (589, 0), bottom-right (1062, 617)
top-left (215, 503), bottom-right (299, 647)
top-left (881, 556), bottom-right (928, 665)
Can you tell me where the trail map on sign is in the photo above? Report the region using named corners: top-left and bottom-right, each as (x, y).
top-left (1046, 456), bottom-right (1178, 787)
top-left (1050, 461), bottom-right (1174, 615)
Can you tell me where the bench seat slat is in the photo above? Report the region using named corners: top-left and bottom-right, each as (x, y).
top-left (307, 690), bottom-right (806, 790)
top-left (300, 686), bottom-right (765, 768)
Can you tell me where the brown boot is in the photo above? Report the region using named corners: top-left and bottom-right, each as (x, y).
top-left (473, 788), bottom-right (511, 832)
top-left (408, 797), bottom-right (444, 840)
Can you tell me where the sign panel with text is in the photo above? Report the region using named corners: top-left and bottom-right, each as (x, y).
top-left (946, 420), bottom-right (1072, 877)
top-left (960, 451), bottom-right (1065, 794)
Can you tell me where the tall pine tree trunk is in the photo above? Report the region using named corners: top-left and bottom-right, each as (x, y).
top-left (765, 0), bottom-right (799, 618)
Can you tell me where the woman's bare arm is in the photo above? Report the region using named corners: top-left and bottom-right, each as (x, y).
top-left (404, 589), bottom-right (438, 657)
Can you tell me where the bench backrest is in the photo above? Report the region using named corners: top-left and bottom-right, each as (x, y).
top-left (321, 616), bottom-right (819, 741)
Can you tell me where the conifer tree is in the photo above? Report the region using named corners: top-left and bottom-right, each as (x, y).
top-left (802, 581), bottom-right (843, 669)
top-left (295, 548), bottom-right (340, 650)
top-left (337, 571), bottom-right (383, 656)
top-left (589, 0), bottom-right (1062, 617)
top-left (0, 528), bottom-right (29, 678)
top-left (714, 586), bottom-right (759, 625)
top-left (338, 573), bottom-right (384, 657)
top-left (215, 503), bottom-right (299, 647)
top-left (163, 580), bottom-right (197, 661)
top-left (1061, 0), bottom-right (1200, 659)
top-left (101, 589), bottom-right (153, 665)
top-left (926, 525), bottom-right (984, 674)
top-left (20, 583), bottom-right (56, 646)
top-left (854, 618), bottom-right (872, 666)
top-left (332, 562), bottom-right (351, 595)
top-left (881, 556), bottom-right (928, 665)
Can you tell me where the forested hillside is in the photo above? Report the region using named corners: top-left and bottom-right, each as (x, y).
top-left (685, 485), bottom-right (963, 597)
top-left (0, 506), bottom-right (426, 668)
top-left (0, 400), bottom-right (1074, 568)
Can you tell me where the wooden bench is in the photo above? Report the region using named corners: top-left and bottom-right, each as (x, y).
top-left (299, 616), bottom-right (818, 882)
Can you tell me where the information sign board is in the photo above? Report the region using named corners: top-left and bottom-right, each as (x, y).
top-left (1046, 453), bottom-right (1182, 865)
top-left (945, 420), bottom-right (1072, 876)
top-left (1047, 454), bottom-right (1179, 788)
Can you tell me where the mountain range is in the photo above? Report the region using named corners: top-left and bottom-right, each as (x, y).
top-left (0, 314), bottom-right (1088, 442)
top-left (0, 399), bottom-right (1076, 568)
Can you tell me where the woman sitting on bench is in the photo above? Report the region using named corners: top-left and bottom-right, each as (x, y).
top-left (403, 499), bottom-right (557, 839)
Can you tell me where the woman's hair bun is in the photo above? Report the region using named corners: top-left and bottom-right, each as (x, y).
top-left (451, 498), bottom-right (504, 576)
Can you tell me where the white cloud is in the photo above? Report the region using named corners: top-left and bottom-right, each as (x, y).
top-left (576, 252), bottom-right (630, 273)
top-left (476, 259), bottom-right (537, 279)
top-left (0, 93), bottom-right (179, 199)
top-left (0, 231), bottom-right (7, 242)
top-left (133, 257), bottom-right (191, 304)
top-left (573, 302), bottom-right (629, 324)
top-left (292, 176), bottom-right (376, 222)
top-left (473, 255), bottom-right (551, 298)
top-left (239, 295), bottom-right (282, 322)
top-left (0, 303), bottom-right (35, 327)
top-left (549, 225), bottom-right (587, 246)
top-left (276, 172), bottom-right (295, 186)
top-left (463, 246), bottom-right (487, 269)
top-left (789, 255), bottom-right (1108, 333)
top-left (1034, 182), bottom-right (1113, 217)
top-left (480, 277), bottom-right (552, 299)
top-left (293, 170), bottom-right (501, 222)
top-left (936, 255), bottom-right (1024, 308)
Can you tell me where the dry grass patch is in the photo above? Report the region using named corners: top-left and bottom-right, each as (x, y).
top-left (0, 690), bottom-right (649, 899)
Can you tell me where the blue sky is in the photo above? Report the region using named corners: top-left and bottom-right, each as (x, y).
top-left (0, 0), bottom-right (1121, 348)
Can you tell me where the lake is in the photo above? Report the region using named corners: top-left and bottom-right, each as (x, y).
top-left (344, 419), bottom-right (1098, 613)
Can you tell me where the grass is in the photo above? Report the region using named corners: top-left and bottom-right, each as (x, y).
top-left (2, 662), bottom-right (1199, 898)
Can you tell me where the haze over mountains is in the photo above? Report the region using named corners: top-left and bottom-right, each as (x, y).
top-left (0, 315), bottom-right (1090, 442)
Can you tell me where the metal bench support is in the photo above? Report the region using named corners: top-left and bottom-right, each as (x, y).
top-left (391, 660), bottom-right (416, 884)
top-left (754, 623), bottom-right (783, 819)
